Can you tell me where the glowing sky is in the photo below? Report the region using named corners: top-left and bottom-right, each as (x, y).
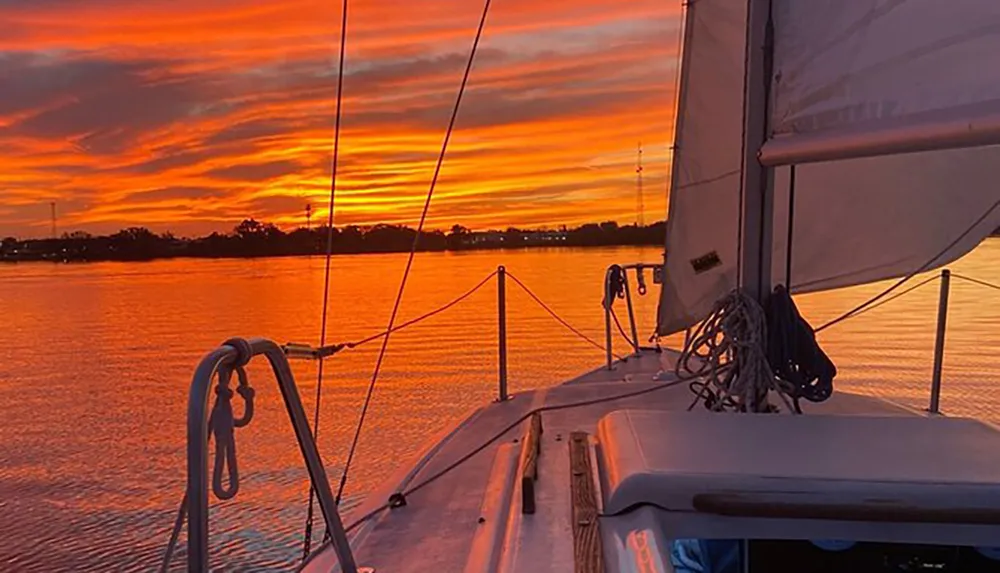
top-left (0, 0), bottom-right (681, 237)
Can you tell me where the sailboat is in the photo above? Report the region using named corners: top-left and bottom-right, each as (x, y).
top-left (170, 0), bottom-right (1000, 571)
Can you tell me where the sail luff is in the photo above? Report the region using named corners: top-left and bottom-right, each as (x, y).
top-left (657, 0), bottom-right (750, 335)
top-left (662, 1), bottom-right (695, 257)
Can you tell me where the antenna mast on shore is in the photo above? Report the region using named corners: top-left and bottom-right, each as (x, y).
top-left (306, 203), bottom-right (313, 230)
top-left (50, 202), bottom-right (57, 238)
top-left (636, 143), bottom-right (645, 227)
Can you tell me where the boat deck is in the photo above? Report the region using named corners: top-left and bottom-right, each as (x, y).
top-left (303, 350), bottom-right (920, 573)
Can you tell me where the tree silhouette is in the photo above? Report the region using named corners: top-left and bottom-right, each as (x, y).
top-left (1, 219), bottom-right (666, 262)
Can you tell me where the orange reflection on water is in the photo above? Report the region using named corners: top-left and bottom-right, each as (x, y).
top-left (3, 241), bottom-right (1000, 569)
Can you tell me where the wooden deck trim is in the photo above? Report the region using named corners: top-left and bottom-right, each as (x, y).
top-left (520, 412), bottom-right (543, 514)
top-left (570, 431), bottom-right (604, 573)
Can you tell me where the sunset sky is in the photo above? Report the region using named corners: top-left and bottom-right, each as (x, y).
top-left (1, 0), bottom-right (680, 238)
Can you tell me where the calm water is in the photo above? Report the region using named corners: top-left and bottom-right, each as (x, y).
top-left (2, 244), bottom-right (1000, 570)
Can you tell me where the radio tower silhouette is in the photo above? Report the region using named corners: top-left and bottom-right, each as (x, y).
top-left (636, 143), bottom-right (645, 227)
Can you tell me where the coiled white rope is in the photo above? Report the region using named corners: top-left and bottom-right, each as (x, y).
top-left (676, 290), bottom-right (795, 413)
top-left (209, 365), bottom-right (255, 500)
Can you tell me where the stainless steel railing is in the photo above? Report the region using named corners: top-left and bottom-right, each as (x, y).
top-left (929, 269), bottom-right (951, 414)
top-left (497, 265), bottom-right (509, 402)
top-left (603, 262), bottom-right (663, 369)
top-left (186, 338), bottom-right (357, 573)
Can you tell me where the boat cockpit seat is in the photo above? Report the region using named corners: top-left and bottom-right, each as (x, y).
top-left (595, 410), bottom-right (1000, 572)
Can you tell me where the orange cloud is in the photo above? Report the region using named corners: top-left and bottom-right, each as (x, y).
top-left (0, 0), bottom-right (681, 237)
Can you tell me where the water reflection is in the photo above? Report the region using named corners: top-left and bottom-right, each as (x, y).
top-left (1, 242), bottom-right (1000, 570)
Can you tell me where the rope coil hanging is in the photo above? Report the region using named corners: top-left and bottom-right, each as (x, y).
top-left (765, 285), bottom-right (835, 407)
top-left (603, 264), bottom-right (627, 310)
top-left (677, 290), bottom-right (793, 413)
top-left (209, 364), bottom-right (255, 500)
top-left (677, 288), bottom-right (836, 413)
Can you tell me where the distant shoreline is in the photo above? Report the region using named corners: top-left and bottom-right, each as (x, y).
top-left (1, 219), bottom-right (666, 264)
top-left (0, 242), bottom-right (665, 265)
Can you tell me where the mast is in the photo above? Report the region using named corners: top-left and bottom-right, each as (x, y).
top-left (737, 0), bottom-right (775, 304)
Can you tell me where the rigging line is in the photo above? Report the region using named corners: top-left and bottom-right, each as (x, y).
top-left (610, 306), bottom-right (638, 350)
top-left (159, 492), bottom-right (187, 573)
top-left (840, 273), bottom-right (940, 318)
top-left (951, 273), bottom-right (1000, 293)
top-left (785, 165), bottom-right (796, 287)
top-left (817, 274), bottom-right (941, 333)
top-left (734, 0), bottom-right (755, 290)
top-left (816, 198), bottom-right (1000, 333)
top-left (505, 271), bottom-right (625, 360)
top-left (343, 374), bottom-right (693, 535)
top-left (343, 271), bottom-right (498, 349)
top-left (507, 271), bottom-right (625, 360)
top-left (333, 0), bottom-right (494, 507)
top-left (674, 169), bottom-right (741, 191)
top-left (303, 0), bottom-right (350, 556)
top-left (816, 274), bottom-right (943, 332)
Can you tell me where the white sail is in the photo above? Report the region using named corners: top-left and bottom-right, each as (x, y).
top-left (769, 152), bottom-right (1000, 293)
top-left (658, 0), bottom-right (1000, 336)
top-left (658, 0), bottom-right (747, 335)
top-left (763, 0), bottom-right (1000, 165)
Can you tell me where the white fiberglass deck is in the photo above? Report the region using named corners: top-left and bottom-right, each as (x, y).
top-left (302, 350), bottom-right (951, 573)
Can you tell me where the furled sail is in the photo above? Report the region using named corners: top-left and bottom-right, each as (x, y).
top-left (658, 0), bottom-right (1000, 336)
top-left (763, 0), bottom-right (1000, 166)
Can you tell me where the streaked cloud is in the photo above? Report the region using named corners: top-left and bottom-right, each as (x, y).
top-left (0, 0), bottom-right (680, 237)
